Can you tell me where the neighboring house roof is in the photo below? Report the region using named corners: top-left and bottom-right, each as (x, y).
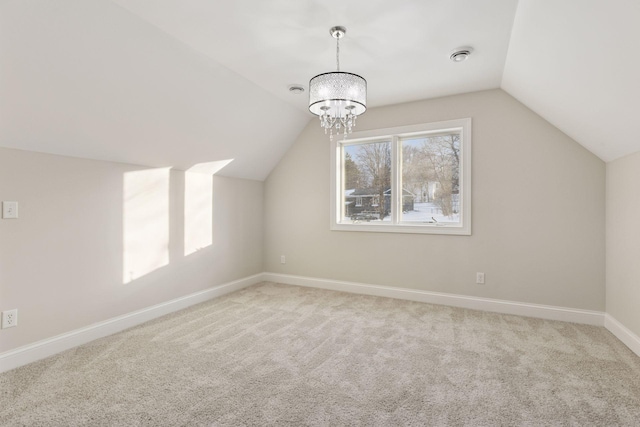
top-left (348, 188), bottom-right (385, 197)
top-left (346, 188), bottom-right (415, 197)
top-left (394, 189), bottom-right (416, 198)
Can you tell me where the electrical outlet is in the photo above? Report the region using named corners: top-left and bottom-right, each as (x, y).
top-left (280, 255), bottom-right (286, 264)
top-left (2, 201), bottom-right (18, 219)
top-left (476, 272), bottom-right (485, 284)
top-left (2, 309), bottom-right (18, 328)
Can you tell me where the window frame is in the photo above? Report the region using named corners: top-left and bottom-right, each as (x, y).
top-left (330, 118), bottom-right (472, 235)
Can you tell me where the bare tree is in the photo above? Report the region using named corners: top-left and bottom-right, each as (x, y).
top-left (355, 142), bottom-right (391, 219)
top-left (422, 135), bottom-right (459, 216)
top-left (403, 144), bottom-right (434, 203)
top-left (344, 152), bottom-right (364, 190)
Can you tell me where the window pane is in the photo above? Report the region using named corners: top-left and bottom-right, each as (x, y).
top-left (343, 141), bottom-right (392, 223)
top-left (401, 133), bottom-right (460, 224)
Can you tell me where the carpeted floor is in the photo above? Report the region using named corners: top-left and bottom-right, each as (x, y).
top-left (1, 282), bottom-right (640, 426)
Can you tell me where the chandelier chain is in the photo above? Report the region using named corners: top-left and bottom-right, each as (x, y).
top-left (336, 36), bottom-right (340, 71)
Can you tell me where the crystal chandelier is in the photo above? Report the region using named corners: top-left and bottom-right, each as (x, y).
top-left (309, 26), bottom-right (367, 140)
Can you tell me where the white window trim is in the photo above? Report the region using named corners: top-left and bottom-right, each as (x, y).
top-left (330, 118), bottom-right (471, 235)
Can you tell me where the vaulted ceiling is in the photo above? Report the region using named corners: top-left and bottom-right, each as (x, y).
top-left (1, 0), bottom-right (638, 180)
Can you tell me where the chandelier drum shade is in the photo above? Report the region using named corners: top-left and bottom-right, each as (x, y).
top-left (308, 72), bottom-right (367, 116)
top-left (309, 26), bottom-right (367, 140)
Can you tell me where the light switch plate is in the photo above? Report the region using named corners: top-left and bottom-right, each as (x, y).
top-left (2, 201), bottom-right (18, 219)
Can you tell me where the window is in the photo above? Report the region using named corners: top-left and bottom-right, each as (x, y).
top-left (331, 118), bottom-right (471, 235)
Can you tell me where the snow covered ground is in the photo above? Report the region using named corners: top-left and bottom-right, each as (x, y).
top-left (401, 202), bottom-right (459, 223)
top-left (348, 202), bottom-right (459, 223)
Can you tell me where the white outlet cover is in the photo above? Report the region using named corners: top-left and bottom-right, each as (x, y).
top-left (2, 309), bottom-right (18, 328)
top-left (2, 201), bottom-right (18, 219)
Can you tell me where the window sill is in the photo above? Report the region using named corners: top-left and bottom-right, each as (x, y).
top-left (330, 222), bottom-right (471, 235)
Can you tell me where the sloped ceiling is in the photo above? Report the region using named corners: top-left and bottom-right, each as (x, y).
top-left (1, 0), bottom-right (638, 180)
top-left (502, 0), bottom-right (640, 162)
top-left (0, 0), bottom-right (309, 180)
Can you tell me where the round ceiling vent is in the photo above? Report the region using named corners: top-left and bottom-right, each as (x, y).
top-left (288, 85), bottom-right (305, 94)
top-left (450, 47), bottom-right (473, 62)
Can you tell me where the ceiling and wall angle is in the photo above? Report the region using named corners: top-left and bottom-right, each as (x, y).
top-left (1, 0), bottom-right (639, 180)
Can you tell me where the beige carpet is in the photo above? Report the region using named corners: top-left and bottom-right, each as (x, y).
top-left (1, 282), bottom-right (640, 426)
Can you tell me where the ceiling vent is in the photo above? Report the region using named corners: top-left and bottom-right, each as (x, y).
top-left (288, 85), bottom-right (305, 94)
top-left (450, 47), bottom-right (473, 62)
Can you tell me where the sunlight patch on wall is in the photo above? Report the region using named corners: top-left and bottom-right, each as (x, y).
top-left (184, 171), bottom-right (212, 256)
top-left (184, 160), bottom-right (233, 256)
top-left (123, 167), bottom-right (171, 284)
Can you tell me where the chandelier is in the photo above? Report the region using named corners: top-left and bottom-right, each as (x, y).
top-left (309, 26), bottom-right (367, 140)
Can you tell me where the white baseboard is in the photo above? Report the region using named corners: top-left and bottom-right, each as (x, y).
top-left (0, 273), bottom-right (264, 374)
top-left (6, 273), bottom-right (629, 375)
top-left (263, 273), bottom-right (605, 326)
top-left (604, 314), bottom-right (640, 358)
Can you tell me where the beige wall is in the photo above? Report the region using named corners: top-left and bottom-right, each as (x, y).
top-left (606, 151), bottom-right (640, 337)
top-left (0, 89), bottom-right (613, 355)
top-left (0, 147), bottom-right (263, 352)
top-left (264, 89), bottom-right (606, 310)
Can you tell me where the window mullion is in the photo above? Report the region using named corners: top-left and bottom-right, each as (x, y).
top-left (339, 143), bottom-right (345, 222)
top-left (390, 136), bottom-right (401, 225)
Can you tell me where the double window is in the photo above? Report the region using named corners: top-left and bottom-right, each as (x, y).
top-left (331, 118), bottom-right (471, 235)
